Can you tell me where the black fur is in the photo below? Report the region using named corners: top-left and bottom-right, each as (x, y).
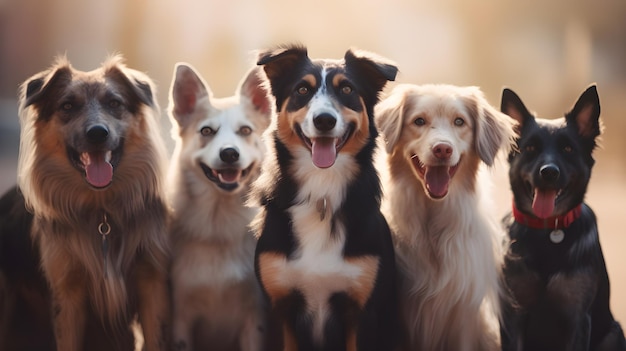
top-left (500, 85), bottom-right (625, 351)
top-left (0, 186), bottom-right (55, 351)
top-left (253, 45), bottom-right (399, 350)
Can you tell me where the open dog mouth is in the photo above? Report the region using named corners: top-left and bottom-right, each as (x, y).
top-left (200, 162), bottom-right (255, 191)
top-left (295, 123), bottom-right (355, 169)
top-left (68, 146), bottom-right (123, 189)
top-left (527, 183), bottom-right (564, 218)
top-left (411, 155), bottom-right (460, 199)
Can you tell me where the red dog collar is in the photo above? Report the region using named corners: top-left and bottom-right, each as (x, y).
top-left (512, 203), bottom-right (583, 229)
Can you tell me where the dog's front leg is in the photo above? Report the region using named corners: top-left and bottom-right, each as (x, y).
top-left (136, 253), bottom-right (171, 351)
top-left (572, 313), bottom-right (592, 351)
top-left (171, 310), bottom-right (193, 351)
top-left (239, 309), bottom-right (265, 351)
top-left (42, 253), bottom-right (87, 351)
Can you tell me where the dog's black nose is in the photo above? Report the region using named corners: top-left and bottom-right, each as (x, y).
top-left (313, 113), bottom-right (336, 132)
top-left (220, 147), bottom-right (239, 164)
top-left (86, 125), bottom-right (109, 144)
top-left (540, 164), bottom-right (560, 182)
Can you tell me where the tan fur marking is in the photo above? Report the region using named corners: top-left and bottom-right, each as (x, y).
top-left (276, 99), bottom-right (306, 152)
top-left (283, 323), bottom-right (298, 351)
top-left (339, 100), bottom-right (369, 157)
top-left (302, 74), bottom-right (317, 87)
top-left (257, 252), bottom-right (291, 304)
top-left (346, 328), bottom-right (358, 351)
top-left (331, 73), bottom-right (345, 87)
top-left (345, 256), bottom-right (379, 308)
top-left (332, 74), bottom-right (369, 157)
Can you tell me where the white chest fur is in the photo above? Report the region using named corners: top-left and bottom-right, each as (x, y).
top-left (259, 161), bottom-right (379, 342)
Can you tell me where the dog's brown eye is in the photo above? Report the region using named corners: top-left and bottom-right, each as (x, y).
top-left (341, 85), bottom-right (353, 95)
top-left (297, 85), bottom-right (309, 95)
top-left (200, 126), bottom-right (215, 136)
top-left (62, 102), bottom-right (73, 111)
top-left (239, 126), bottom-right (252, 136)
top-left (108, 100), bottom-right (121, 108)
top-left (414, 117), bottom-right (426, 126)
top-left (563, 145), bottom-right (572, 153)
top-left (525, 145), bottom-right (535, 152)
top-left (454, 117), bottom-right (464, 126)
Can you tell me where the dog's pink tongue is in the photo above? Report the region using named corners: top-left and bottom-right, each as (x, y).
top-left (424, 166), bottom-right (450, 198)
top-left (311, 138), bottom-right (337, 168)
top-left (84, 152), bottom-right (113, 188)
top-left (216, 169), bottom-right (241, 184)
top-left (532, 189), bottom-right (557, 218)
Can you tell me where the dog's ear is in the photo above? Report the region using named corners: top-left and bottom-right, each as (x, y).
top-left (344, 48), bottom-right (398, 105)
top-left (104, 57), bottom-right (157, 111)
top-left (21, 61), bottom-right (72, 110)
top-left (375, 86), bottom-right (407, 153)
top-left (238, 66), bottom-right (273, 126)
top-left (169, 63), bottom-right (211, 129)
top-left (566, 84), bottom-right (601, 139)
top-left (500, 88), bottom-right (534, 133)
top-left (470, 89), bottom-right (516, 166)
top-left (257, 44), bottom-right (309, 107)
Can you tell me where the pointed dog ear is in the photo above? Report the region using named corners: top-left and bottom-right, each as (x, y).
top-left (238, 66), bottom-right (273, 131)
top-left (566, 84), bottom-right (601, 139)
top-left (375, 85), bottom-right (408, 153)
top-left (238, 66), bottom-right (272, 116)
top-left (500, 87), bottom-right (535, 134)
top-left (467, 88), bottom-right (516, 166)
top-left (168, 62), bottom-right (211, 129)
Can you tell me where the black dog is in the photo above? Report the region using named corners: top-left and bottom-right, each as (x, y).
top-left (499, 85), bottom-right (626, 351)
top-left (251, 45), bottom-right (399, 350)
top-left (0, 186), bottom-right (55, 351)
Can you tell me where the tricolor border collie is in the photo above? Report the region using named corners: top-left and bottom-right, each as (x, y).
top-left (251, 44), bottom-right (399, 350)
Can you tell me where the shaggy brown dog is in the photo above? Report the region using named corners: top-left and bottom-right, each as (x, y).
top-left (7, 56), bottom-right (171, 351)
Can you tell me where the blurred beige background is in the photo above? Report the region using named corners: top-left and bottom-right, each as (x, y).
top-left (0, 0), bottom-right (624, 323)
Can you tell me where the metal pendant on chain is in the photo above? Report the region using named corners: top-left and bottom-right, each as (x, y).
top-left (549, 217), bottom-right (564, 244)
top-left (98, 213), bottom-right (111, 277)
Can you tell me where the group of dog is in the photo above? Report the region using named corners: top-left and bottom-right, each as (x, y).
top-left (0, 43), bottom-right (624, 351)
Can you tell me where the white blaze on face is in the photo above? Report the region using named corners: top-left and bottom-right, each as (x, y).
top-left (301, 69), bottom-right (345, 169)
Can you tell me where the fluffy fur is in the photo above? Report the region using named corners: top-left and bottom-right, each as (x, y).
top-left (500, 85), bottom-right (626, 351)
top-left (251, 44), bottom-right (399, 350)
top-left (167, 62), bottom-right (272, 351)
top-left (375, 84), bottom-right (516, 351)
top-left (9, 56), bottom-right (170, 351)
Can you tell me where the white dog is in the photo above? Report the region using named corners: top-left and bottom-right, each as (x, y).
top-left (167, 63), bottom-right (272, 351)
top-left (375, 84), bottom-right (515, 351)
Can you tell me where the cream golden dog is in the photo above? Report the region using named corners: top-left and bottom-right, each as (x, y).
top-left (375, 84), bottom-right (515, 351)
